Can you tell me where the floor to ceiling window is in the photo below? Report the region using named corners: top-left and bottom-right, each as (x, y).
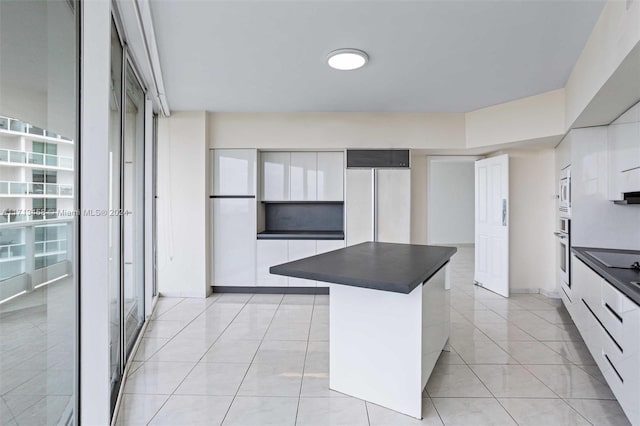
top-left (109, 14), bottom-right (148, 416)
top-left (0, 0), bottom-right (79, 424)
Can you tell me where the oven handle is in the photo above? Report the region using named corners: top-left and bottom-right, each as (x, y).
top-left (554, 232), bottom-right (567, 240)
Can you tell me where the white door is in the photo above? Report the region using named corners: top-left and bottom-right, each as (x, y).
top-left (474, 155), bottom-right (509, 297)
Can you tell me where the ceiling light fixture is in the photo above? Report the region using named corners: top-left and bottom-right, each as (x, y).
top-left (327, 49), bottom-right (369, 71)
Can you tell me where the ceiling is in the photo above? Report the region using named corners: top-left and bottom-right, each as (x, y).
top-left (150, 0), bottom-right (605, 113)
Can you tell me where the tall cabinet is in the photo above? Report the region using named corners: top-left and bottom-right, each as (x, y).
top-left (211, 149), bottom-right (257, 286)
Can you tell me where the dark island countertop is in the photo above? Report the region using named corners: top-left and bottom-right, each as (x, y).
top-left (257, 231), bottom-right (345, 240)
top-left (572, 246), bottom-right (640, 306)
top-left (270, 241), bottom-right (457, 294)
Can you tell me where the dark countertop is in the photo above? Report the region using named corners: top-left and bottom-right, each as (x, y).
top-left (572, 246), bottom-right (640, 306)
top-left (257, 231), bottom-right (345, 240)
top-left (270, 241), bottom-right (457, 294)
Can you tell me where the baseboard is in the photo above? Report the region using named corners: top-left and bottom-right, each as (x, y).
top-left (212, 286), bottom-right (329, 295)
top-left (510, 288), bottom-right (540, 294)
top-left (540, 288), bottom-right (561, 299)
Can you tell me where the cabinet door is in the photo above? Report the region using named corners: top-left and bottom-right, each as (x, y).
top-left (262, 152), bottom-right (290, 201)
top-left (316, 239), bottom-right (345, 254)
top-left (212, 149), bottom-right (256, 196)
top-left (315, 240), bottom-right (345, 287)
top-left (212, 199), bottom-right (256, 285)
top-left (256, 240), bottom-right (288, 286)
top-left (377, 169), bottom-right (411, 244)
top-left (290, 152), bottom-right (317, 201)
top-left (317, 152), bottom-right (344, 201)
top-left (345, 169), bottom-right (373, 246)
top-left (287, 240), bottom-right (316, 287)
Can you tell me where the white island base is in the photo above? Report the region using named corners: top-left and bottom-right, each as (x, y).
top-left (328, 265), bottom-right (450, 419)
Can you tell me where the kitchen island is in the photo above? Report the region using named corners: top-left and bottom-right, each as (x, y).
top-left (270, 242), bottom-right (457, 419)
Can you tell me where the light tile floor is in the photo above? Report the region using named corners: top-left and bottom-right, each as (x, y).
top-left (116, 246), bottom-right (631, 425)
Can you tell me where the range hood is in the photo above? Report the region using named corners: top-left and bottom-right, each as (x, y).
top-left (614, 191), bottom-right (640, 205)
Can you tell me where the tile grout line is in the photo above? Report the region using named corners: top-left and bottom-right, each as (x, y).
top-left (219, 294), bottom-right (286, 426)
top-left (452, 274), bottom-right (598, 425)
top-left (293, 296), bottom-right (316, 426)
top-left (140, 294), bottom-right (251, 425)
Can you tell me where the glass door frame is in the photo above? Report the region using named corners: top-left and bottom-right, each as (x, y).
top-left (109, 8), bottom-right (149, 415)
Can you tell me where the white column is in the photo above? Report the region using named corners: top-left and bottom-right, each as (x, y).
top-left (80, 1), bottom-right (112, 424)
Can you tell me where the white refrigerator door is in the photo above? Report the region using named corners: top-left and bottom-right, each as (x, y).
top-left (377, 169), bottom-right (411, 244)
top-left (212, 198), bottom-right (256, 286)
top-left (346, 169), bottom-right (373, 246)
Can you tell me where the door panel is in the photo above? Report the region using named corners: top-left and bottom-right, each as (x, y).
top-left (256, 240), bottom-right (288, 286)
top-left (377, 169), bottom-right (411, 244)
top-left (290, 152), bottom-right (317, 201)
top-left (213, 199), bottom-right (256, 285)
top-left (317, 152), bottom-right (344, 201)
top-left (212, 149), bottom-right (256, 196)
top-left (262, 152), bottom-right (290, 201)
top-left (475, 155), bottom-right (509, 297)
top-left (287, 240), bottom-right (316, 287)
top-left (346, 169), bottom-right (373, 246)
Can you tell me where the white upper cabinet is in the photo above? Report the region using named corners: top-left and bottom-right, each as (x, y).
top-left (317, 152), bottom-right (344, 201)
top-left (262, 152), bottom-right (291, 201)
top-left (262, 151), bottom-right (344, 201)
top-left (212, 149), bottom-right (256, 196)
top-left (290, 152), bottom-right (317, 200)
top-left (608, 103), bottom-right (640, 199)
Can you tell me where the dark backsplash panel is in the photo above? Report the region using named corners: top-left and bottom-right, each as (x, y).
top-left (265, 202), bottom-right (344, 232)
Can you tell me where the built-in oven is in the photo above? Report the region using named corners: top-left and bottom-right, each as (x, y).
top-left (554, 217), bottom-right (571, 289)
top-left (559, 167), bottom-right (571, 216)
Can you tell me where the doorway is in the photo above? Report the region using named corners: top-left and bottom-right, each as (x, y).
top-left (427, 156), bottom-right (480, 246)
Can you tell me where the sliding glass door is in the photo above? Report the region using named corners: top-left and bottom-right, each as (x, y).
top-left (109, 16), bottom-right (147, 413)
top-left (123, 63), bottom-right (145, 355)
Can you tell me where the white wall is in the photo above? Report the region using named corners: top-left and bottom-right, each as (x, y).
top-left (466, 89), bottom-right (566, 149)
top-left (157, 111), bottom-right (210, 297)
top-left (489, 149), bottom-right (557, 294)
top-left (565, 0), bottom-right (640, 128)
top-left (571, 127), bottom-right (640, 250)
top-left (427, 158), bottom-right (476, 245)
top-left (208, 112), bottom-right (467, 150)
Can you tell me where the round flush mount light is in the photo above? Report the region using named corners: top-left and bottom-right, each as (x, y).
top-left (327, 49), bottom-right (369, 71)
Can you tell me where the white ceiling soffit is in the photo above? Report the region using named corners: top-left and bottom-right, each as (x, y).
top-left (149, 0), bottom-right (605, 113)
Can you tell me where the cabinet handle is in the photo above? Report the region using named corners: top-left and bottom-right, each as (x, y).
top-left (603, 302), bottom-right (623, 323)
top-left (582, 299), bottom-right (623, 353)
top-left (602, 351), bottom-right (624, 383)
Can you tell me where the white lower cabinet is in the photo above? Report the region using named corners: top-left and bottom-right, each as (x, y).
top-left (287, 240), bottom-right (317, 287)
top-left (572, 257), bottom-right (640, 426)
top-left (256, 240), bottom-right (288, 286)
top-left (316, 240), bottom-right (346, 288)
top-left (256, 239), bottom-right (346, 287)
top-left (317, 239), bottom-right (346, 254)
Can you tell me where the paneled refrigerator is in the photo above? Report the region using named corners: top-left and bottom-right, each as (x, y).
top-left (345, 150), bottom-right (411, 246)
top-left (210, 149), bottom-right (257, 286)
